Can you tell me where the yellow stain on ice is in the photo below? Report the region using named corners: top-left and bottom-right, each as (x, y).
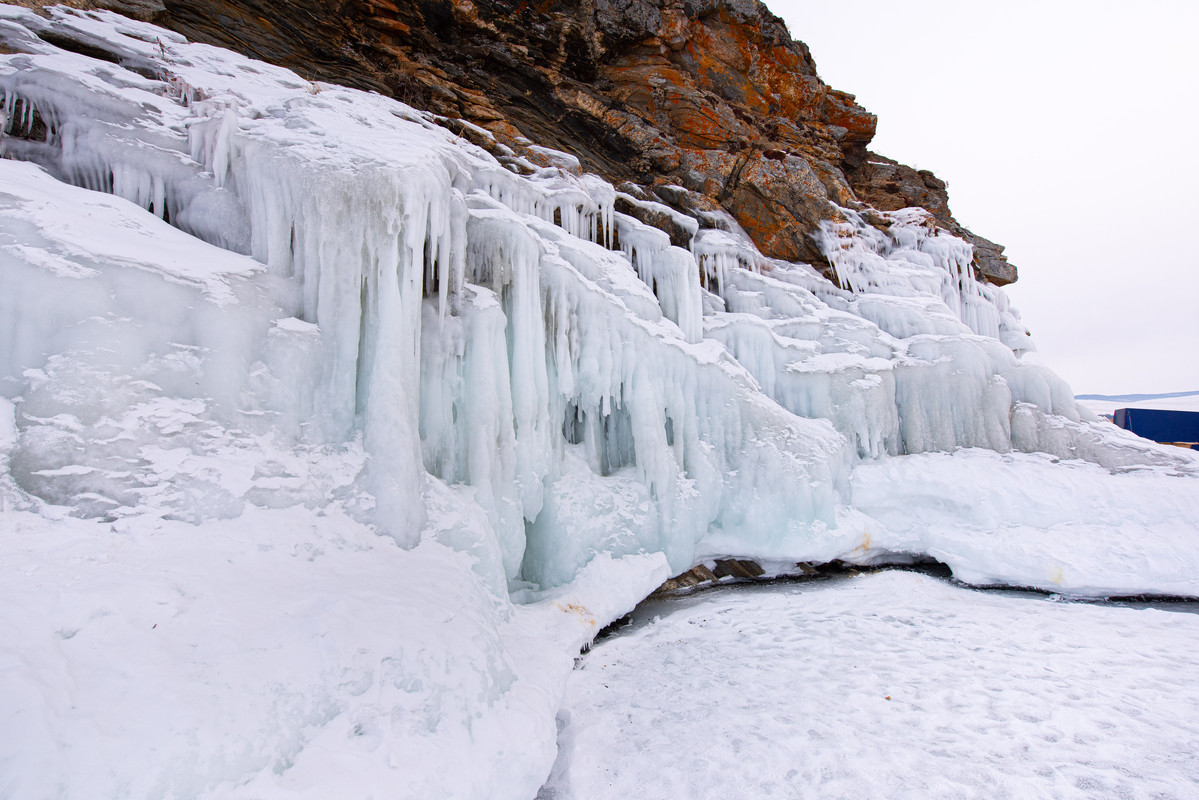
top-left (558, 600), bottom-right (597, 627)
top-left (853, 530), bottom-right (872, 555)
top-left (1050, 565), bottom-right (1064, 585)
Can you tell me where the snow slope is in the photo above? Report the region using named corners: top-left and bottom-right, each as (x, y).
top-left (0, 5), bottom-right (1197, 797)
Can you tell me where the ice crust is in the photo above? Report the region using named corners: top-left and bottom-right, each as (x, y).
top-left (548, 571), bottom-right (1199, 799)
top-left (1, 6), bottom-right (1197, 798)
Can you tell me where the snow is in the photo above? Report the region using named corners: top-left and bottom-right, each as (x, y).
top-left (544, 571), bottom-right (1199, 799)
top-left (845, 448), bottom-right (1199, 597)
top-left (0, 497), bottom-right (669, 799)
top-left (0, 5), bottom-right (1196, 798)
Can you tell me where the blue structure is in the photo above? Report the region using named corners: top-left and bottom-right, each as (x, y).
top-left (1113, 408), bottom-right (1199, 445)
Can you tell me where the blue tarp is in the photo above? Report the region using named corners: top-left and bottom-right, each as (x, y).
top-left (1113, 408), bottom-right (1199, 443)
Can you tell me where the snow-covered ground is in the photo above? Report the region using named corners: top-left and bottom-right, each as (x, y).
top-left (1, 5), bottom-right (1197, 798)
top-left (544, 571), bottom-right (1199, 800)
top-left (0, 488), bottom-right (669, 798)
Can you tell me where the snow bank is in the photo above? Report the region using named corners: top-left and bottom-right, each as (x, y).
top-left (847, 448), bottom-right (1199, 597)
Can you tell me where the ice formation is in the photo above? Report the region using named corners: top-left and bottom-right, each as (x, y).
top-left (1, 6), bottom-right (1197, 798)
top-left (0, 4), bottom-right (842, 588)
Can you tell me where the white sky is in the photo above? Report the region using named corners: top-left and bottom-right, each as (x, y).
top-left (766, 0), bottom-right (1199, 395)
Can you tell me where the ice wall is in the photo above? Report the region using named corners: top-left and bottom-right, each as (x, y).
top-left (0, 5), bottom-right (1190, 596)
top-left (0, 6), bottom-right (842, 591)
top-left (706, 208), bottom-right (1088, 459)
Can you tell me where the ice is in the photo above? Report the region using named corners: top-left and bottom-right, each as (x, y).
top-left (614, 191), bottom-right (700, 244)
top-left (614, 211), bottom-right (703, 342)
top-left (0, 505), bottom-right (568, 800)
top-left (1, 4), bottom-right (855, 586)
top-left (693, 226), bottom-right (763, 294)
top-left (0, 0), bottom-right (1192, 618)
top-left (546, 571), bottom-right (1199, 799)
top-left (700, 257), bottom-right (1089, 460)
top-left (1077, 390), bottom-right (1199, 418)
top-left (817, 206), bottom-right (1031, 350)
top-left (1, 6), bottom-right (1197, 798)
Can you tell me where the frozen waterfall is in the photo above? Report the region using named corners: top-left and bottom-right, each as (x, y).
top-left (1, 4), bottom-right (1192, 591)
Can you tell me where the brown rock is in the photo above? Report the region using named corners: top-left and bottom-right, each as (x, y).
top-left (712, 558), bottom-right (765, 579)
top-left (7, 0), bottom-right (166, 22)
top-left (848, 152), bottom-right (1018, 284)
top-left (723, 152), bottom-right (836, 265)
top-left (614, 193), bottom-right (695, 249)
top-left (74, 0), bottom-right (1013, 282)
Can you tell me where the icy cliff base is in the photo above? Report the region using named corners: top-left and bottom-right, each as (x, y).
top-left (1, 5), bottom-right (1197, 797)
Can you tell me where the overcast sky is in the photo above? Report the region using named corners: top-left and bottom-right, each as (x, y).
top-left (767, 0), bottom-right (1199, 395)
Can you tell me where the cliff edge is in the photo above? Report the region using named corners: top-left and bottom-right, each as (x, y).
top-left (27, 0), bottom-right (1015, 284)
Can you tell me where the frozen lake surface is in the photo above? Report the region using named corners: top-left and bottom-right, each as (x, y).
top-left (541, 571), bottom-right (1199, 799)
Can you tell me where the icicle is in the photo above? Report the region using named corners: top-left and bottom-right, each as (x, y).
top-left (211, 105), bottom-right (238, 189)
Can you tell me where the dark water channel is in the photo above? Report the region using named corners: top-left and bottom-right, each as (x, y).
top-left (595, 561), bottom-right (1199, 645)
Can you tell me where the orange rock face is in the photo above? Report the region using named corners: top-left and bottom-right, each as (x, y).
top-left (130, 0), bottom-right (1010, 280)
top-left (580, 3), bottom-right (877, 264)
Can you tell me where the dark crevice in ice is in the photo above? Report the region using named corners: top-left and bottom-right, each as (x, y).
top-left (594, 558), bottom-right (1199, 647)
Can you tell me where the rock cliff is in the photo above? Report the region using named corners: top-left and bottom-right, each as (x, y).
top-left (14, 0), bottom-right (1016, 283)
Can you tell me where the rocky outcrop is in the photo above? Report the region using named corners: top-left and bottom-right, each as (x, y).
top-left (18, 0), bottom-right (1016, 283)
top-left (848, 153), bottom-right (1017, 285)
